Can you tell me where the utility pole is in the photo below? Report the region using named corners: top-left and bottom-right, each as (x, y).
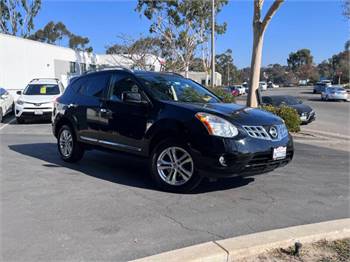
top-left (211, 0), bottom-right (215, 88)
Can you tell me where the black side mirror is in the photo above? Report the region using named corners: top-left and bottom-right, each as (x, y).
top-left (16, 90), bottom-right (22, 95)
top-left (121, 91), bottom-right (143, 104)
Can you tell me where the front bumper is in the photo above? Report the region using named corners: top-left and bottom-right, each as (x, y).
top-left (189, 134), bottom-right (294, 178)
top-left (327, 94), bottom-right (348, 100)
top-left (15, 103), bottom-right (53, 119)
top-left (300, 111), bottom-right (316, 124)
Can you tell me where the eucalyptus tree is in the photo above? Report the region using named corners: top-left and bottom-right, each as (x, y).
top-left (0, 0), bottom-right (41, 37)
top-left (136, 0), bottom-right (227, 78)
top-left (247, 0), bottom-right (284, 107)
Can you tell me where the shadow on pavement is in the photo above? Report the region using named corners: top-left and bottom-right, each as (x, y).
top-left (8, 142), bottom-right (254, 194)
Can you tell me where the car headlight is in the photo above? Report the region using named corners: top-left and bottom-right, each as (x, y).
top-left (16, 99), bottom-right (24, 105)
top-left (195, 112), bottom-right (238, 138)
top-left (301, 112), bottom-right (307, 116)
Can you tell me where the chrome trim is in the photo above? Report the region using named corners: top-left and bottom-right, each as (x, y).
top-left (243, 124), bottom-right (288, 141)
top-left (99, 139), bottom-right (142, 152)
top-left (80, 136), bottom-right (141, 152)
top-left (80, 136), bottom-right (98, 142)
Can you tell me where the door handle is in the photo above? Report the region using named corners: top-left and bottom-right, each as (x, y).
top-left (100, 108), bottom-right (113, 117)
top-left (68, 103), bottom-right (77, 108)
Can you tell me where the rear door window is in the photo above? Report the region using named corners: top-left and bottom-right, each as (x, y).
top-left (79, 73), bottom-right (111, 98)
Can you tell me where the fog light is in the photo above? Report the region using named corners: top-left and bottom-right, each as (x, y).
top-left (219, 156), bottom-right (227, 167)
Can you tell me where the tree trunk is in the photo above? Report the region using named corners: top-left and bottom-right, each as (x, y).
top-left (247, 27), bottom-right (264, 107)
top-left (185, 63), bottom-right (189, 78)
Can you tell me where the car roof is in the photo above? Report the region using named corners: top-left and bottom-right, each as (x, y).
top-left (134, 70), bottom-right (184, 78)
top-left (29, 78), bottom-right (59, 85)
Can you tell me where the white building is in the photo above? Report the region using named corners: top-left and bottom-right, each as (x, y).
top-left (180, 71), bottom-right (222, 86)
top-left (0, 33), bottom-right (164, 95)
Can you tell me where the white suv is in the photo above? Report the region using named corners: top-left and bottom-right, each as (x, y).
top-left (15, 79), bottom-right (64, 123)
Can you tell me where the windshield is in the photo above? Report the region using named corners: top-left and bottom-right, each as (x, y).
top-left (137, 75), bottom-right (221, 103)
top-left (271, 96), bottom-right (300, 106)
top-left (23, 84), bottom-right (60, 95)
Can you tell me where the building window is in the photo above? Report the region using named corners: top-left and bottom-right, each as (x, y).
top-left (70, 62), bottom-right (77, 73)
top-left (80, 63), bottom-right (87, 73)
top-left (89, 64), bottom-right (97, 71)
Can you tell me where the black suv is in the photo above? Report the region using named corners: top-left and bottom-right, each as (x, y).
top-left (52, 69), bottom-right (293, 192)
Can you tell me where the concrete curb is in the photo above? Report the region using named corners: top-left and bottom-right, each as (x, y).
top-left (300, 128), bottom-right (350, 141)
top-left (132, 218), bottom-right (350, 262)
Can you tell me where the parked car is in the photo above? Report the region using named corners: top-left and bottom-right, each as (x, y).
top-left (15, 78), bottom-right (65, 123)
top-left (223, 86), bottom-right (239, 97)
top-left (234, 85), bottom-right (246, 95)
top-left (313, 82), bottom-right (328, 94)
top-left (52, 69), bottom-right (294, 192)
top-left (0, 87), bottom-right (14, 122)
top-left (262, 95), bottom-right (315, 124)
top-left (259, 81), bottom-right (268, 91)
top-left (321, 87), bottom-right (348, 101)
top-left (321, 80), bottom-right (332, 87)
top-left (268, 82), bottom-right (279, 88)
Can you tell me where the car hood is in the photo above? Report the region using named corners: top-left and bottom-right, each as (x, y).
top-left (19, 95), bottom-right (57, 104)
top-left (165, 101), bottom-right (283, 126)
top-left (288, 104), bottom-right (312, 115)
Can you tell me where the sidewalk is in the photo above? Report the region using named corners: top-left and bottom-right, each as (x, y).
top-left (133, 219), bottom-right (350, 262)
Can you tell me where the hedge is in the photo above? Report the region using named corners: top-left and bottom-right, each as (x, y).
top-left (261, 105), bottom-right (301, 133)
top-left (209, 87), bottom-right (236, 103)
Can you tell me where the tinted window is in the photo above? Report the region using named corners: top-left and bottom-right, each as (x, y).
top-left (137, 74), bottom-right (220, 103)
top-left (0, 88), bottom-right (6, 96)
top-left (23, 84), bottom-right (60, 95)
top-left (79, 73), bottom-right (110, 97)
top-left (262, 97), bottom-right (273, 104)
top-left (270, 96), bottom-right (299, 106)
top-left (109, 74), bottom-right (141, 101)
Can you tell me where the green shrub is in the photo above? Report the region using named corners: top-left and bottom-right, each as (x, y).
top-left (209, 87), bottom-right (236, 103)
top-left (261, 105), bottom-right (301, 133)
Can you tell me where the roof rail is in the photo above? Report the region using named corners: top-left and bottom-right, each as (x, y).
top-left (83, 66), bottom-right (133, 75)
top-left (30, 78), bottom-right (60, 83)
top-left (158, 71), bottom-right (184, 78)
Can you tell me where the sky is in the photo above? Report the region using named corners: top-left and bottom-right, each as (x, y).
top-left (34, 0), bottom-right (349, 68)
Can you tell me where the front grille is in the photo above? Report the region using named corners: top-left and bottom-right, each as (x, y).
top-left (23, 107), bottom-right (52, 110)
top-left (243, 124), bottom-right (288, 141)
top-left (242, 126), bottom-right (270, 140)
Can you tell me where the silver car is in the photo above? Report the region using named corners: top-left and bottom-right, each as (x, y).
top-left (0, 87), bottom-right (14, 122)
top-left (321, 87), bottom-right (348, 101)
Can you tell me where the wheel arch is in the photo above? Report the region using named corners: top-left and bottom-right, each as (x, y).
top-left (146, 119), bottom-right (191, 156)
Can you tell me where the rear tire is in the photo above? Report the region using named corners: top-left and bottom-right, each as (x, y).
top-left (150, 139), bottom-right (202, 193)
top-left (57, 125), bottom-right (84, 163)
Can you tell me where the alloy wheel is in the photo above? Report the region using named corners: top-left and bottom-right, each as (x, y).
top-left (59, 129), bottom-right (73, 157)
top-left (157, 146), bottom-right (194, 186)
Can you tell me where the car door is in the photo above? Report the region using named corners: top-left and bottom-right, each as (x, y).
top-left (99, 72), bottom-right (150, 154)
top-left (74, 73), bottom-right (112, 143)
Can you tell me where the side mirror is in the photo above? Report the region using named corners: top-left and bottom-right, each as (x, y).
top-left (16, 90), bottom-right (22, 95)
top-left (121, 91), bottom-right (143, 104)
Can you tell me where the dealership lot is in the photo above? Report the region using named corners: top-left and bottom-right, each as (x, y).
top-left (0, 87), bottom-right (349, 261)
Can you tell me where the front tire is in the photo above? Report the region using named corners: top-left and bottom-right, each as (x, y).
top-left (150, 139), bottom-right (202, 193)
top-left (57, 125), bottom-right (84, 163)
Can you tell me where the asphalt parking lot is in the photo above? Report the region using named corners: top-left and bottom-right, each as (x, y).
top-left (1, 87), bottom-right (349, 261)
